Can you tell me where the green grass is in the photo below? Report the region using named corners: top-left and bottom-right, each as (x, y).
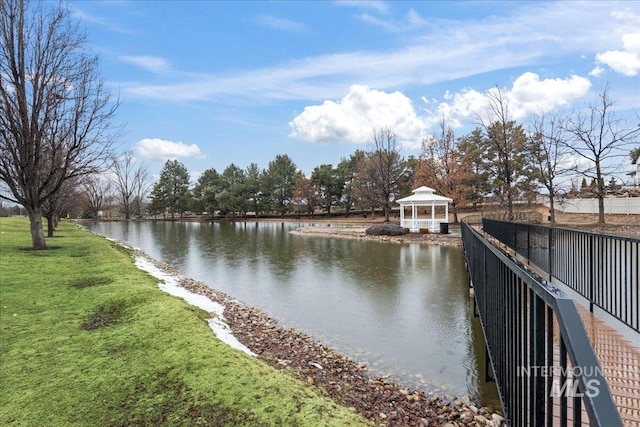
top-left (0, 217), bottom-right (367, 426)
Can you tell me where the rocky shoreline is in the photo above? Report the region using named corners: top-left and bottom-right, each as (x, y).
top-left (127, 242), bottom-right (505, 427)
top-left (290, 225), bottom-right (464, 246)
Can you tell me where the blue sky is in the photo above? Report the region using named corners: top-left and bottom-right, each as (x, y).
top-left (70, 1), bottom-right (640, 181)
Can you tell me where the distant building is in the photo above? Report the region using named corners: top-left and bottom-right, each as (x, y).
top-left (629, 154), bottom-right (640, 188)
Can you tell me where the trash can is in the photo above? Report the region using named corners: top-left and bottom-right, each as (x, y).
top-left (439, 222), bottom-right (449, 234)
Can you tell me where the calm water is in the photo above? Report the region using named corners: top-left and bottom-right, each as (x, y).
top-left (85, 220), bottom-right (499, 407)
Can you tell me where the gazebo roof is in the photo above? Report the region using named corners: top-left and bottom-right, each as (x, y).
top-left (396, 186), bottom-right (452, 205)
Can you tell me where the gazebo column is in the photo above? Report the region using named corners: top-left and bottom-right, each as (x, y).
top-left (445, 203), bottom-right (449, 223)
top-left (431, 201), bottom-right (435, 229)
top-left (411, 203), bottom-right (417, 231)
top-left (400, 204), bottom-right (405, 227)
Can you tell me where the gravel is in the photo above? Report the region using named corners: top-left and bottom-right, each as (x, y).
top-left (118, 236), bottom-right (504, 426)
top-left (177, 276), bottom-right (504, 426)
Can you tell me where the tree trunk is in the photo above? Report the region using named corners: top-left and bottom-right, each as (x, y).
top-left (47, 216), bottom-right (55, 237)
top-left (549, 196), bottom-right (556, 223)
top-left (597, 195), bottom-right (605, 224)
top-left (595, 175), bottom-right (605, 224)
top-left (595, 164), bottom-right (605, 224)
top-left (28, 208), bottom-right (47, 250)
top-left (506, 191), bottom-right (514, 221)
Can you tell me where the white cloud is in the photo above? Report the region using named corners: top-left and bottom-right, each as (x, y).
top-left (189, 170), bottom-right (202, 184)
top-left (290, 73), bottom-right (592, 146)
top-left (334, 0), bottom-right (389, 14)
top-left (357, 13), bottom-right (397, 31)
top-left (589, 66), bottom-right (605, 77)
top-left (357, 8), bottom-right (428, 32)
top-left (407, 9), bottom-right (426, 26)
top-left (136, 138), bottom-right (202, 161)
top-left (253, 15), bottom-right (306, 33)
top-left (507, 73), bottom-right (592, 118)
top-left (119, 2), bottom-right (635, 105)
top-left (431, 72), bottom-right (591, 125)
top-left (289, 85), bottom-right (429, 147)
top-left (120, 55), bottom-right (170, 74)
top-left (71, 7), bottom-right (134, 34)
top-left (356, 8), bottom-right (427, 33)
top-left (593, 33), bottom-right (640, 76)
top-left (424, 89), bottom-right (488, 128)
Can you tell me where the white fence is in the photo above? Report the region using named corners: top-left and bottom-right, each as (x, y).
top-left (401, 219), bottom-right (443, 232)
top-left (539, 196), bottom-right (640, 215)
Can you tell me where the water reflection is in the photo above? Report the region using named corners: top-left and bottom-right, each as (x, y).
top-left (85, 220), bottom-right (499, 407)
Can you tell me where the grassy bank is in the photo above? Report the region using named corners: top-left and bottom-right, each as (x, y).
top-left (0, 217), bottom-right (366, 426)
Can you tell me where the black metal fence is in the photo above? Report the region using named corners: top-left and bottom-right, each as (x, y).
top-left (462, 222), bottom-right (622, 426)
top-left (482, 219), bottom-right (640, 333)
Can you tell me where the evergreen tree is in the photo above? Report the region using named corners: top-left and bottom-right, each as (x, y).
top-left (457, 128), bottom-right (490, 209)
top-left (245, 163), bottom-right (263, 217)
top-left (216, 163), bottom-right (247, 217)
top-left (191, 168), bottom-right (221, 215)
top-left (336, 153), bottom-right (362, 216)
top-left (476, 88), bottom-right (529, 220)
top-left (311, 164), bottom-right (344, 215)
top-left (262, 155), bottom-right (298, 216)
top-left (150, 160), bottom-right (190, 219)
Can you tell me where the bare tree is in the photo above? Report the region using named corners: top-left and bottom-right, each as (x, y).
top-left (354, 128), bottom-right (406, 222)
top-left (415, 118), bottom-right (471, 223)
top-left (42, 178), bottom-right (81, 236)
top-left (475, 88), bottom-right (529, 220)
top-left (132, 167), bottom-right (152, 219)
top-left (0, 0), bottom-right (118, 248)
top-left (562, 86), bottom-right (640, 223)
top-left (291, 173), bottom-right (320, 217)
top-left (80, 174), bottom-right (112, 219)
top-left (526, 111), bottom-right (573, 223)
top-left (111, 151), bottom-right (149, 220)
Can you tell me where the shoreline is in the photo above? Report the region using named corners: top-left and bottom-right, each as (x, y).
top-left (289, 224), bottom-right (463, 246)
top-left (117, 233), bottom-right (504, 426)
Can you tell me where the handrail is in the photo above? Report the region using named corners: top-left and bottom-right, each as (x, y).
top-left (462, 222), bottom-right (622, 426)
top-left (482, 219), bottom-right (639, 332)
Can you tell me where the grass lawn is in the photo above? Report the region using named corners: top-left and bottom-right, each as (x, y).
top-left (0, 217), bottom-right (367, 426)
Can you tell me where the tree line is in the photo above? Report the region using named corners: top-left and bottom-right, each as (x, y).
top-left (126, 86), bottom-right (639, 226)
top-left (1, 0), bottom-right (639, 250)
top-left (144, 128), bottom-right (412, 222)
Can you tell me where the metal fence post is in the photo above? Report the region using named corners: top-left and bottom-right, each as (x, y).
top-left (548, 227), bottom-right (553, 281)
top-left (527, 226), bottom-right (530, 265)
top-left (589, 235), bottom-right (594, 313)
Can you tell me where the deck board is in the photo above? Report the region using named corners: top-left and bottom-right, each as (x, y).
top-left (576, 304), bottom-right (640, 427)
top-left (478, 227), bottom-right (640, 426)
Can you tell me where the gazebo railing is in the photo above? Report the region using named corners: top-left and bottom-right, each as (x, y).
top-left (402, 219), bottom-right (442, 232)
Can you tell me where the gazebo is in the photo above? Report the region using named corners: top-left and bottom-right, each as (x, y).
top-left (396, 186), bottom-right (452, 233)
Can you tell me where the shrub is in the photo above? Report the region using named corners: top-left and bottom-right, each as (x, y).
top-left (365, 223), bottom-right (407, 236)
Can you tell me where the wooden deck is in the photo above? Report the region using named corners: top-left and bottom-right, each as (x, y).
top-left (576, 304), bottom-right (640, 426)
top-left (484, 229), bottom-right (640, 426)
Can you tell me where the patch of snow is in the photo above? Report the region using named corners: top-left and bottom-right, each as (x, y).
top-left (134, 256), bottom-right (255, 357)
top-left (208, 317), bottom-right (255, 357)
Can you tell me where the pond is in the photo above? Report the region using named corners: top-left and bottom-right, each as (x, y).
top-left (84, 220), bottom-right (499, 407)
